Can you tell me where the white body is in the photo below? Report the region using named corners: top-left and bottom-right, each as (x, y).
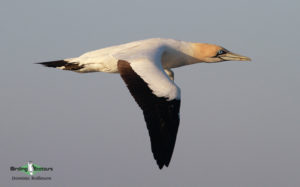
top-left (65, 38), bottom-right (197, 73)
top-left (46, 38), bottom-right (250, 100)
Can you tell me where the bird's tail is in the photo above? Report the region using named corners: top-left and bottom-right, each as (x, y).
top-left (36, 59), bottom-right (84, 71)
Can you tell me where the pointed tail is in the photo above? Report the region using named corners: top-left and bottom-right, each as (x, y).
top-left (36, 60), bottom-right (84, 70)
top-left (36, 60), bottom-right (68, 68)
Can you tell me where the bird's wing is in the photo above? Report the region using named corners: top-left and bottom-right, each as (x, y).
top-left (116, 47), bottom-right (181, 169)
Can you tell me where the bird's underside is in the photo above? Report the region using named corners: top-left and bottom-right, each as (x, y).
top-left (37, 38), bottom-right (251, 169)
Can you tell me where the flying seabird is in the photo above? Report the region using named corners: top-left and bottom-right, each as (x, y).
top-left (37, 38), bottom-right (251, 169)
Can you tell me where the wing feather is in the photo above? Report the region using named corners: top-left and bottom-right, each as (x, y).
top-left (118, 60), bottom-right (181, 169)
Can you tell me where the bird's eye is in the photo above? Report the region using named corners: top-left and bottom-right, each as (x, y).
top-left (217, 50), bottom-right (226, 55)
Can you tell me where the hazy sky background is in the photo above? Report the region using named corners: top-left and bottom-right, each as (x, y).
top-left (1, 0), bottom-right (299, 186)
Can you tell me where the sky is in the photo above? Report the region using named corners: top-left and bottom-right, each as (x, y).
top-left (1, 0), bottom-right (300, 186)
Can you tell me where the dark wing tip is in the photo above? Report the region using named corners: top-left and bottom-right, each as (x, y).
top-left (157, 160), bottom-right (170, 169)
top-left (149, 99), bottom-right (180, 170)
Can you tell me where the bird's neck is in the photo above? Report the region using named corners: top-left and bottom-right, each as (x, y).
top-left (161, 42), bottom-right (203, 69)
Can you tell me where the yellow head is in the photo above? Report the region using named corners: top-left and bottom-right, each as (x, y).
top-left (191, 43), bottom-right (251, 63)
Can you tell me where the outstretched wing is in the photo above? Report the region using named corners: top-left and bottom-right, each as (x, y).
top-left (117, 58), bottom-right (181, 169)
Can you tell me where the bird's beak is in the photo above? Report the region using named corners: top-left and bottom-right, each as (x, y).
top-left (220, 52), bottom-right (251, 61)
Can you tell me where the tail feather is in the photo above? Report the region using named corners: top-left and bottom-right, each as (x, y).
top-left (36, 60), bottom-right (84, 70)
top-left (36, 60), bottom-right (68, 68)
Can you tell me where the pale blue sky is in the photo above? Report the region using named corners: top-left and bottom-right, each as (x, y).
top-left (1, 0), bottom-right (299, 186)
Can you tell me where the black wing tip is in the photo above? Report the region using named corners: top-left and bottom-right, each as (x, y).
top-left (157, 162), bottom-right (170, 170)
top-left (35, 60), bottom-right (68, 68)
top-left (156, 153), bottom-right (172, 169)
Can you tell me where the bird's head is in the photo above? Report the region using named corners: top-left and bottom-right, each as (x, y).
top-left (191, 43), bottom-right (251, 63)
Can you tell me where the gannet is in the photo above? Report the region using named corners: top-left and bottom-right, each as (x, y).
top-left (37, 38), bottom-right (251, 169)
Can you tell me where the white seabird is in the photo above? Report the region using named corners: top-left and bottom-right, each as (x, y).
top-left (38, 38), bottom-right (251, 169)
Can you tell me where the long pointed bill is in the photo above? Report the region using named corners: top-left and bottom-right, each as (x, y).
top-left (220, 52), bottom-right (251, 61)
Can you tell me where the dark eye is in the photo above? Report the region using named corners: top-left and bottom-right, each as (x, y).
top-left (217, 50), bottom-right (226, 55)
